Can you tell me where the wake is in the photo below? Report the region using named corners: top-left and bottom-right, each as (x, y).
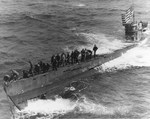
top-left (15, 96), bottom-right (130, 119)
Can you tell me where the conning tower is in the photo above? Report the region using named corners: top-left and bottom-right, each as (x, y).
top-left (121, 6), bottom-right (147, 41)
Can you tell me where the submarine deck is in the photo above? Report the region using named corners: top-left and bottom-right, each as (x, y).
top-left (4, 43), bottom-right (137, 110)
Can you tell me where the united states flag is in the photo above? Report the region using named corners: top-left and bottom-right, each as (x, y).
top-left (122, 6), bottom-right (134, 25)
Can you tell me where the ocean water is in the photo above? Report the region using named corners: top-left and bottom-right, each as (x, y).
top-left (0, 0), bottom-right (150, 119)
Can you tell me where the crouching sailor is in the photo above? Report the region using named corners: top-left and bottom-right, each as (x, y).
top-left (3, 69), bottom-right (19, 83)
top-left (3, 75), bottom-right (11, 83)
top-left (10, 70), bottom-right (19, 81)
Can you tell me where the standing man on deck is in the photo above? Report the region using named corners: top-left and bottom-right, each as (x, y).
top-left (56, 54), bottom-right (61, 67)
top-left (93, 44), bottom-right (98, 57)
top-left (28, 61), bottom-right (33, 76)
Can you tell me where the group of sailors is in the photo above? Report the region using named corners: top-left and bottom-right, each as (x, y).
top-left (22, 61), bottom-right (50, 78)
top-left (3, 45), bottom-right (98, 82)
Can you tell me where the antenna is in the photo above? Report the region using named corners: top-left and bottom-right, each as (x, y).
top-left (131, 0), bottom-right (135, 23)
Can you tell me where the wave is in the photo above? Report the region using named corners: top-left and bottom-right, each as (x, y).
top-left (0, 12), bottom-right (51, 25)
top-left (110, 8), bottom-right (121, 12)
top-left (22, 13), bottom-right (44, 23)
top-left (15, 95), bottom-right (131, 119)
top-left (0, 12), bottom-right (43, 25)
top-left (0, 21), bottom-right (18, 25)
top-left (72, 3), bottom-right (86, 7)
top-left (0, 14), bottom-right (20, 25)
top-left (14, 76), bottom-right (132, 119)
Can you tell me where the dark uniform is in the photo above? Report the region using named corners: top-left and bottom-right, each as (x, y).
top-left (81, 49), bottom-right (85, 62)
top-left (34, 64), bottom-right (40, 74)
top-left (66, 53), bottom-right (70, 65)
top-left (60, 53), bottom-right (66, 66)
top-left (93, 45), bottom-right (98, 57)
top-left (87, 49), bottom-right (92, 59)
top-left (28, 61), bottom-right (33, 76)
top-left (46, 63), bottom-right (50, 72)
top-left (23, 70), bottom-right (29, 78)
top-left (3, 75), bottom-right (10, 82)
top-left (51, 55), bottom-right (55, 65)
top-left (38, 61), bottom-right (44, 73)
top-left (56, 54), bottom-right (61, 67)
top-left (42, 62), bottom-right (47, 73)
top-left (10, 70), bottom-right (19, 81)
top-left (71, 51), bottom-right (74, 64)
top-left (53, 57), bottom-right (57, 71)
top-left (51, 55), bottom-right (56, 70)
top-left (74, 50), bottom-right (80, 63)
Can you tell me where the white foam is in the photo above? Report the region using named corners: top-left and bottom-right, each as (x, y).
top-left (97, 36), bottom-right (150, 72)
top-left (15, 96), bottom-right (130, 119)
top-left (76, 96), bottom-right (130, 115)
top-left (77, 3), bottom-right (86, 7)
top-left (15, 98), bottom-right (76, 119)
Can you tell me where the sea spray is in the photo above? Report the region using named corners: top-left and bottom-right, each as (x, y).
top-left (15, 96), bottom-right (131, 119)
top-left (15, 98), bottom-right (76, 119)
top-left (76, 96), bottom-right (130, 115)
top-left (95, 36), bottom-right (150, 73)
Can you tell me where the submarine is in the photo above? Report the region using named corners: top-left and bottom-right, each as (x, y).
top-left (3, 6), bottom-right (148, 110)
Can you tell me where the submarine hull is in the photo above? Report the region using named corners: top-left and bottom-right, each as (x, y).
top-left (3, 44), bottom-right (138, 110)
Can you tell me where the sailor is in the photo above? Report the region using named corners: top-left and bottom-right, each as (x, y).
top-left (71, 51), bottom-right (74, 64)
top-left (41, 62), bottom-right (46, 73)
top-left (74, 49), bottom-right (80, 63)
top-left (22, 70), bottom-right (29, 78)
top-left (51, 55), bottom-right (55, 70)
top-left (54, 57), bottom-right (57, 71)
top-left (10, 70), bottom-right (19, 81)
top-left (34, 64), bottom-right (40, 74)
top-left (52, 56), bottom-right (57, 71)
top-left (66, 52), bottom-right (70, 65)
top-left (40, 94), bottom-right (46, 99)
top-left (3, 74), bottom-right (11, 82)
top-left (84, 48), bottom-right (88, 60)
top-left (85, 49), bottom-right (92, 60)
top-left (28, 61), bottom-right (33, 76)
top-left (51, 55), bottom-right (55, 65)
top-left (56, 54), bottom-right (61, 67)
top-left (46, 63), bottom-right (50, 72)
top-left (38, 61), bottom-right (43, 73)
top-left (93, 44), bottom-right (98, 57)
top-left (81, 49), bottom-right (85, 62)
top-left (87, 49), bottom-right (92, 59)
top-left (60, 53), bottom-right (66, 66)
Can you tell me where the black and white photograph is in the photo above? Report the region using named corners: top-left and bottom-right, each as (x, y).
top-left (0, 0), bottom-right (150, 119)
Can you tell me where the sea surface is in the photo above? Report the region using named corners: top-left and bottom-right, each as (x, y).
top-left (0, 0), bottom-right (150, 119)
